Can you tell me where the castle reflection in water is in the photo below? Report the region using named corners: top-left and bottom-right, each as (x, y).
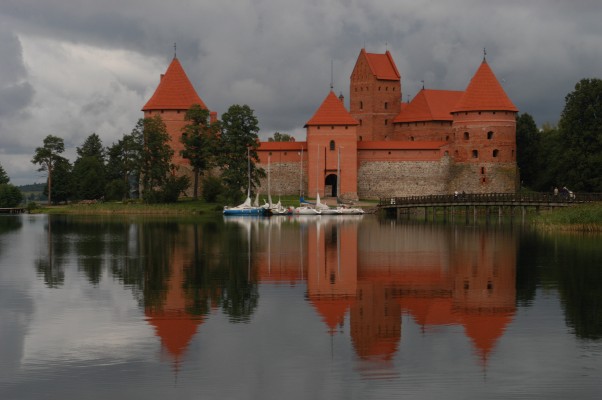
top-left (141, 216), bottom-right (516, 375)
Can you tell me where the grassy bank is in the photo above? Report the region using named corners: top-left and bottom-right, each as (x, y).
top-left (26, 195), bottom-right (377, 215)
top-left (533, 203), bottom-right (602, 232)
top-left (29, 198), bottom-right (222, 215)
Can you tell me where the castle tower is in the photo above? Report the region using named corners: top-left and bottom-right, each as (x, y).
top-left (349, 49), bottom-right (401, 141)
top-left (450, 58), bottom-right (518, 192)
top-left (305, 91), bottom-right (359, 200)
top-left (142, 57), bottom-right (216, 170)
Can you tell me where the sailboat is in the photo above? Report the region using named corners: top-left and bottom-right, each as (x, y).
top-left (266, 154), bottom-right (293, 215)
top-left (223, 149), bottom-right (268, 216)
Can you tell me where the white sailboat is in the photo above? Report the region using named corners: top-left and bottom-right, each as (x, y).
top-left (223, 149), bottom-right (268, 216)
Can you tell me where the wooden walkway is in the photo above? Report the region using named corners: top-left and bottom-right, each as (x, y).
top-left (378, 192), bottom-right (602, 220)
top-left (0, 207), bottom-right (26, 214)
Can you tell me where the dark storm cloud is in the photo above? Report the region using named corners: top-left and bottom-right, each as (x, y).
top-left (0, 28), bottom-right (33, 116)
top-left (1, 0), bottom-right (602, 184)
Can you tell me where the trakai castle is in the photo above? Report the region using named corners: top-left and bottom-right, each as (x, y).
top-left (143, 49), bottom-right (518, 200)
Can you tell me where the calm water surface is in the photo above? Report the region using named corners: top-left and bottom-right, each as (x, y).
top-left (0, 213), bottom-right (601, 399)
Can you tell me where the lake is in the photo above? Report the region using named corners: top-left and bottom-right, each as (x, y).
top-left (1, 213), bottom-right (601, 399)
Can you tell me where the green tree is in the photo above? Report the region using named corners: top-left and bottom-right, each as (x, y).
top-left (516, 113), bottom-right (541, 189)
top-left (267, 132), bottom-right (294, 142)
top-left (44, 157), bottom-right (72, 204)
top-left (31, 135), bottom-right (67, 205)
top-left (557, 78), bottom-right (602, 192)
top-left (218, 104), bottom-right (265, 201)
top-left (180, 104), bottom-right (219, 199)
top-left (140, 115), bottom-right (188, 203)
top-left (106, 125), bottom-right (144, 200)
top-left (0, 184), bottom-right (23, 207)
top-left (0, 163), bottom-right (9, 184)
top-left (72, 133), bottom-right (106, 200)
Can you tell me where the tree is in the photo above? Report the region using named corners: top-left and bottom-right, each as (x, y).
top-left (44, 157), bottom-right (72, 204)
top-left (267, 132), bottom-right (294, 142)
top-left (0, 184), bottom-right (23, 207)
top-left (72, 133), bottom-right (106, 200)
top-left (180, 104), bottom-right (219, 199)
top-left (140, 115), bottom-right (188, 203)
top-left (106, 125), bottom-right (144, 200)
top-left (31, 135), bottom-right (67, 205)
top-left (0, 163), bottom-right (9, 184)
top-left (516, 113), bottom-right (541, 189)
top-left (557, 78), bottom-right (602, 192)
top-left (217, 104), bottom-right (265, 201)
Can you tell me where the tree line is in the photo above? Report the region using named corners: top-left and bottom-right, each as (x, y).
top-left (516, 78), bottom-right (602, 193)
top-left (29, 104), bottom-right (266, 205)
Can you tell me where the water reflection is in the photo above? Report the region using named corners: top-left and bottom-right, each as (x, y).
top-left (20, 214), bottom-right (602, 383)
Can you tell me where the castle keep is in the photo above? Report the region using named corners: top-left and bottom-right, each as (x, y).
top-left (143, 49), bottom-right (518, 200)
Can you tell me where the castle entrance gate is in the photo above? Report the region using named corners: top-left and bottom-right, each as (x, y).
top-left (325, 174), bottom-right (337, 197)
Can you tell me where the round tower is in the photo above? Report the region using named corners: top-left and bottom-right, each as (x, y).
top-left (450, 58), bottom-right (518, 193)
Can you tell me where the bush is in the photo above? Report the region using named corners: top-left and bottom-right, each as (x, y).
top-left (0, 184), bottom-right (24, 207)
top-left (105, 179), bottom-right (128, 201)
top-left (142, 175), bottom-right (190, 204)
top-left (201, 176), bottom-right (223, 203)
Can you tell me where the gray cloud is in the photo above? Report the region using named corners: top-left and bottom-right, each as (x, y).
top-left (1, 0), bottom-right (602, 184)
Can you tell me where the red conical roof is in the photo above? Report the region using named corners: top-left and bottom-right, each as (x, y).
top-left (393, 89), bottom-right (464, 123)
top-left (305, 91), bottom-right (359, 126)
top-left (452, 60), bottom-right (517, 113)
top-left (142, 57), bottom-right (207, 111)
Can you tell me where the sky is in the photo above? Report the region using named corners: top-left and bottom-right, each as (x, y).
top-left (1, 0), bottom-right (601, 186)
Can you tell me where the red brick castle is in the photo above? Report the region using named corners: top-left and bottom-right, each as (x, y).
top-left (143, 49), bottom-right (518, 200)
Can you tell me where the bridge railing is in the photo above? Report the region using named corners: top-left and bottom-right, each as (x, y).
top-left (379, 192), bottom-right (602, 207)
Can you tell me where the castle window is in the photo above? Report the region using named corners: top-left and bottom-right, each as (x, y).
top-left (359, 136), bottom-right (363, 141)
top-left (410, 136), bottom-right (415, 141)
top-left (487, 131), bottom-right (494, 139)
top-left (360, 101), bottom-right (363, 110)
top-left (330, 140), bottom-right (335, 151)
top-left (472, 150), bottom-right (479, 158)
top-left (359, 119), bottom-right (362, 126)
top-left (318, 126), bottom-right (321, 130)
top-left (478, 112), bottom-right (482, 115)
top-left (345, 126), bottom-right (348, 130)
top-left (378, 86), bottom-right (381, 91)
top-left (384, 102), bottom-right (388, 110)
top-left (393, 87), bottom-right (395, 91)
top-left (445, 136), bottom-right (450, 141)
top-left (464, 132), bottom-right (470, 140)
top-left (331, 126), bottom-right (334, 130)
top-left (481, 167), bottom-right (485, 174)
top-left (385, 119), bottom-right (388, 126)
top-left (493, 149), bottom-right (499, 157)
top-left (269, 152), bottom-right (272, 156)
top-left (388, 151), bottom-right (391, 155)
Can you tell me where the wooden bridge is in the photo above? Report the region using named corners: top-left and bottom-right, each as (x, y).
top-left (378, 192), bottom-right (602, 221)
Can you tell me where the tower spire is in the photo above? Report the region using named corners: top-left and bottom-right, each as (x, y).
top-left (483, 47), bottom-right (487, 62)
top-left (174, 42), bottom-right (177, 59)
top-left (330, 59), bottom-right (334, 90)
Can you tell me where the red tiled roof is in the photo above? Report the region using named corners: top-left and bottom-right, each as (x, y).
top-left (393, 89), bottom-right (464, 123)
top-left (452, 60), bottom-right (518, 113)
top-left (305, 91), bottom-right (359, 126)
top-left (364, 49), bottom-right (400, 81)
top-left (142, 57), bottom-right (207, 111)
top-left (357, 141), bottom-right (446, 150)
